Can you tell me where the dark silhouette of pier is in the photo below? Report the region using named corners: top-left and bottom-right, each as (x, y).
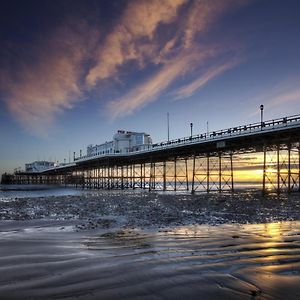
top-left (12, 114), bottom-right (300, 193)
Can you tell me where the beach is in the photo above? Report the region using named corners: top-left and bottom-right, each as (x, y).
top-left (1, 190), bottom-right (300, 299)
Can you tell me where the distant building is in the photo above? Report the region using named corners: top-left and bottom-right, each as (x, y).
top-left (25, 161), bottom-right (55, 172)
top-left (86, 130), bottom-right (152, 157)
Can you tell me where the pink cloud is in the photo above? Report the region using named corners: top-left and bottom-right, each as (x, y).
top-left (0, 0), bottom-right (248, 136)
top-left (86, 0), bottom-right (187, 87)
top-left (1, 20), bottom-right (96, 136)
top-left (272, 87), bottom-right (300, 105)
top-left (104, 0), bottom-right (246, 118)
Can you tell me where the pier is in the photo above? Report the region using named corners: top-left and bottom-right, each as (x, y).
top-left (11, 114), bottom-right (300, 193)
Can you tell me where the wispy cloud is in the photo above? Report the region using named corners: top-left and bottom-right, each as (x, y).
top-left (271, 86), bottom-right (300, 105)
top-left (173, 58), bottom-right (242, 100)
top-left (107, 48), bottom-right (218, 118)
top-left (248, 79), bottom-right (300, 117)
top-left (86, 0), bottom-right (187, 87)
top-left (1, 20), bottom-right (97, 136)
top-left (106, 0), bottom-right (246, 118)
top-left (0, 0), bottom-right (247, 136)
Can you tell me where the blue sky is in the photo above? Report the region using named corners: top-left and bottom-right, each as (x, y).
top-left (1, 0), bottom-right (300, 175)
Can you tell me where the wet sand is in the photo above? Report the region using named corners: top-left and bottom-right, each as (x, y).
top-left (1, 191), bottom-right (300, 299)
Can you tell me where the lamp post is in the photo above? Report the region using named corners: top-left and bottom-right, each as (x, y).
top-left (260, 104), bottom-right (264, 127)
top-left (190, 122), bottom-right (193, 137)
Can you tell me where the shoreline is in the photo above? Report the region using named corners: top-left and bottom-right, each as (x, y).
top-left (1, 191), bottom-right (300, 299)
top-left (1, 190), bottom-right (300, 228)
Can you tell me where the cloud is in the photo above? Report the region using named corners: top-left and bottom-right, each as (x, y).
top-left (248, 79), bottom-right (300, 117)
top-left (1, 20), bottom-right (97, 136)
top-left (86, 0), bottom-right (187, 87)
top-left (105, 0), bottom-right (246, 118)
top-left (271, 86), bottom-right (300, 105)
top-left (87, 0), bottom-right (246, 87)
top-left (107, 48), bottom-right (218, 118)
top-left (0, 0), bottom-right (247, 136)
top-left (173, 58), bottom-right (242, 100)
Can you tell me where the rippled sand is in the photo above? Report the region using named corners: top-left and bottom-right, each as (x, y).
top-left (1, 219), bottom-right (300, 299)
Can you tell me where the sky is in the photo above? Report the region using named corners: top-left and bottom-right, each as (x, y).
top-left (1, 0), bottom-right (300, 175)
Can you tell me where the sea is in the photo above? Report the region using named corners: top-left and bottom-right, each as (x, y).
top-left (0, 184), bottom-right (85, 201)
top-left (0, 182), bottom-right (263, 201)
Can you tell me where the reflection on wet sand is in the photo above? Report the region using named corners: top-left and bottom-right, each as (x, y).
top-left (1, 220), bottom-right (300, 299)
top-left (76, 221), bottom-right (300, 299)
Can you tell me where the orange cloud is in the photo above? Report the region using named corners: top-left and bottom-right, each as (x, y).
top-left (104, 0), bottom-right (246, 118)
top-left (86, 0), bottom-right (187, 87)
top-left (0, 0), bottom-right (247, 136)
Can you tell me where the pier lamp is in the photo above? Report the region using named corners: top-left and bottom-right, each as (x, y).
top-left (190, 122), bottom-right (193, 137)
top-left (260, 104), bottom-right (264, 126)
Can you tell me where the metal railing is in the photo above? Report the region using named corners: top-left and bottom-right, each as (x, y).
top-left (152, 114), bottom-right (300, 149)
top-left (70, 114), bottom-right (300, 163)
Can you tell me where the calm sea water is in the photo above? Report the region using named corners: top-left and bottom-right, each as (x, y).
top-left (0, 182), bottom-right (262, 201)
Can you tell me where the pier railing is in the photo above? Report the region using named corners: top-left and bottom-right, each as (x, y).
top-left (74, 114), bottom-right (300, 162)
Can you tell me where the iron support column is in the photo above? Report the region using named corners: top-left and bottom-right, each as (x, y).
top-left (207, 154), bottom-right (210, 193)
top-left (263, 146), bottom-right (266, 193)
top-left (277, 144), bottom-right (280, 193)
top-left (230, 153), bottom-right (234, 192)
top-left (191, 155), bottom-right (195, 193)
top-left (288, 144), bottom-right (291, 193)
top-left (163, 161), bottom-right (167, 191)
top-left (218, 153), bottom-right (222, 193)
top-left (185, 158), bottom-right (189, 191)
top-left (174, 158), bottom-right (177, 191)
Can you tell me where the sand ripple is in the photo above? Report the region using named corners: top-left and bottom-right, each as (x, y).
top-left (1, 221), bottom-right (300, 299)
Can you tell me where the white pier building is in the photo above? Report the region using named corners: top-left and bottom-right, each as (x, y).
top-left (86, 130), bottom-right (152, 157)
